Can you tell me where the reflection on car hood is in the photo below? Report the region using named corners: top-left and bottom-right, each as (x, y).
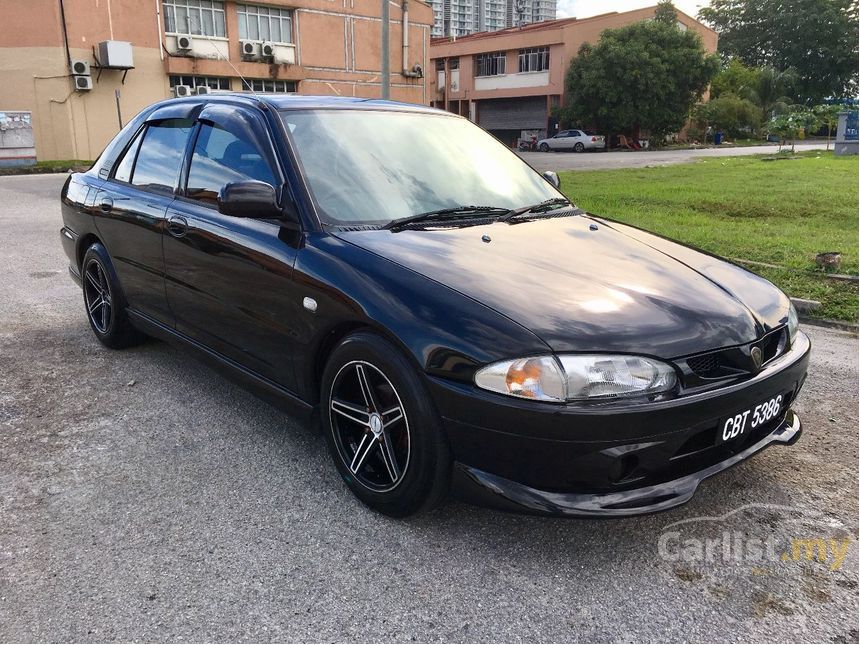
top-left (333, 214), bottom-right (790, 358)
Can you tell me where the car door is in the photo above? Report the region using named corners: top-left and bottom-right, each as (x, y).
top-left (162, 103), bottom-right (302, 390)
top-left (93, 111), bottom-right (195, 324)
top-left (548, 131), bottom-right (567, 150)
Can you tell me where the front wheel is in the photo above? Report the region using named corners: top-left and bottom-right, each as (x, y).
top-left (321, 331), bottom-right (451, 517)
top-left (539, 143), bottom-right (550, 152)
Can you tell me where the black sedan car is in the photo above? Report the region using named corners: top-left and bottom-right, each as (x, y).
top-left (60, 95), bottom-right (810, 517)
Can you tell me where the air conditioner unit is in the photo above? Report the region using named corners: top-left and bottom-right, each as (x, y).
top-left (176, 35), bottom-right (193, 51)
top-left (74, 75), bottom-right (93, 91)
top-left (261, 42), bottom-right (275, 58)
top-left (71, 59), bottom-right (91, 76)
top-left (241, 40), bottom-right (259, 58)
top-left (173, 84), bottom-right (193, 97)
top-left (195, 86), bottom-right (211, 95)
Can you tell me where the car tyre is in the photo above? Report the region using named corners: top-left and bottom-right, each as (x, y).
top-left (574, 142), bottom-right (585, 152)
top-left (81, 242), bottom-right (146, 349)
top-left (321, 331), bottom-right (452, 517)
top-left (539, 143), bottom-right (550, 152)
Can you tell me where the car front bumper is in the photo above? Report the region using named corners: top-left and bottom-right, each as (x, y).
top-left (429, 331), bottom-right (811, 517)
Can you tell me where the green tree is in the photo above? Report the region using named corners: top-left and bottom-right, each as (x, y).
top-left (813, 103), bottom-right (843, 149)
top-left (768, 107), bottom-right (815, 151)
top-left (738, 66), bottom-right (798, 125)
top-left (710, 59), bottom-right (761, 99)
top-left (695, 94), bottom-right (761, 138)
top-left (698, 0), bottom-right (859, 103)
top-left (562, 10), bottom-right (719, 142)
top-left (654, 0), bottom-right (678, 24)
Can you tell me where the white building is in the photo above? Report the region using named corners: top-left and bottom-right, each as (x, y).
top-left (431, 0), bottom-right (556, 37)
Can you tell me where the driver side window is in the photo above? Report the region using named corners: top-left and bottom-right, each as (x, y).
top-left (185, 123), bottom-right (277, 207)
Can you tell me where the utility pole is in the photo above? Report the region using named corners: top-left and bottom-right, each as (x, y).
top-left (381, 0), bottom-right (390, 99)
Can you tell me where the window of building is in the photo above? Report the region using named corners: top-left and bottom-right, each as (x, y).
top-left (169, 75), bottom-right (231, 91)
top-left (131, 119), bottom-right (195, 194)
top-left (474, 52), bottom-right (506, 77)
top-left (185, 123), bottom-right (277, 207)
top-left (250, 79), bottom-right (297, 93)
top-left (449, 57), bottom-right (460, 70)
top-left (518, 47), bottom-right (549, 73)
top-left (237, 4), bottom-right (294, 44)
top-left (163, 0), bottom-right (226, 37)
top-left (435, 59), bottom-right (445, 72)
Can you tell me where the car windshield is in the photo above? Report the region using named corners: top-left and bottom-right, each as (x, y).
top-left (280, 109), bottom-right (561, 226)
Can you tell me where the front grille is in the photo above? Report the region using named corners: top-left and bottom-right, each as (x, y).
top-left (678, 326), bottom-right (789, 385)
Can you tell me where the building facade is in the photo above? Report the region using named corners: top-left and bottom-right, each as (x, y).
top-left (431, 0), bottom-right (557, 37)
top-left (430, 6), bottom-right (717, 144)
top-left (0, 0), bottom-right (433, 161)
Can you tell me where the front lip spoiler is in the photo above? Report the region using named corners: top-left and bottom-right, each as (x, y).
top-left (452, 410), bottom-right (802, 518)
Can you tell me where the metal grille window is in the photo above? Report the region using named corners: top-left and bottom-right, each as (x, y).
top-left (237, 4), bottom-right (294, 44)
top-left (474, 52), bottom-right (506, 77)
top-left (250, 79), bottom-right (297, 93)
top-left (163, 0), bottom-right (226, 37)
top-left (449, 57), bottom-right (460, 70)
top-left (169, 75), bottom-right (231, 90)
top-left (518, 47), bottom-right (549, 73)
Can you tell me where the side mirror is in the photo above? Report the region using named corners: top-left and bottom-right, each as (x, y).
top-left (543, 170), bottom-right (560, 189)
top-left (218, 180), bottom-right (282, 218)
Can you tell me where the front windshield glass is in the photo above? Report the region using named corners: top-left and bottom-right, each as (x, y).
top-left (280, 109), bottom-right (561, 225)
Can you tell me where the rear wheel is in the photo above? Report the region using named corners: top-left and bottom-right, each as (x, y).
top-left (574, 142), bottom-right (585, 152)
top-left (321, 331), bottom-right (451, 517)
top-left (81, 243), bottom-right (145, 349)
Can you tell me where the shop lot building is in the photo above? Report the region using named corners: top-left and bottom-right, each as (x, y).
top-left (0, 0), bottom-right (433, 161)
top-left (429, 5), bottom-right (717, 146)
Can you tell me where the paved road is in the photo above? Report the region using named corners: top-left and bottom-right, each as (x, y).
top-left (1, 174), bottom-right (857, 643)
top-left (519, 142), bottom-right (828, 172)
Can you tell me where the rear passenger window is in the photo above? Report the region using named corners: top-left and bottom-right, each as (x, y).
top-left (113, 128), bottom-right (144, 183)
top-left (131, 119), bottom-right (194, 194)
top-left (185, 123), bottom-right (277, 206)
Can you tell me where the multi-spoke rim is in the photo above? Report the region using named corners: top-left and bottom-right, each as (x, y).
top-left (329, 360), bottom-right (411, 492)
top-left (83, 259), bottom-right (112, 334)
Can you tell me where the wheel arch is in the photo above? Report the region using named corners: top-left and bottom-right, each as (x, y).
top-left (77, 233), bottom-right (104, 270)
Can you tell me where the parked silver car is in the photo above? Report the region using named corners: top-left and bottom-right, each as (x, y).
top-left (537, 129), bottom-right (606, 152)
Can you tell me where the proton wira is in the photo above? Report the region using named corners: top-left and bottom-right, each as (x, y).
top-left (60, 95), bottom-right (810, 517)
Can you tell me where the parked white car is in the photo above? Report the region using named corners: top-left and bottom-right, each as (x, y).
top-left (537, 129), bottom-right (605, 152)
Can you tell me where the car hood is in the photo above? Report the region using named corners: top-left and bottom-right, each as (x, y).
top-left (332, 214), bottom-right (790, 358)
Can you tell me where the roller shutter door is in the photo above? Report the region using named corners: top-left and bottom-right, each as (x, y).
top-left (477, 97), bottom-right (546, 130)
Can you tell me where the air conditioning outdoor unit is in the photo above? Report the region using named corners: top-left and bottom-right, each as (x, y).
top-left (74, 75), bottom-right (93, 91)
top-left (241, 40), bottom-right (259, 58)
top-left (173, 84), bottom-right (193, 97)
top-left (176, 35), bottom-right (193, 51)
top-left (195, 86), bottom-right (212, 95)
top-left (71, 59), bottom-right (91, 76)
top-left (261, 42), bottom-right (275, 58)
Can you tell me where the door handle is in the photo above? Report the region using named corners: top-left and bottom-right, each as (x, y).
top-left (167, 215), bottom-right (188, 237)
top-left (98, 196), bottom-right (113, 213)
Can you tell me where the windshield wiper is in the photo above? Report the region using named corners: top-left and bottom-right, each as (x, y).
top-left (382, 205), bottom-right (510, 230)
top-left (498, 197), bottom-right (573, 222)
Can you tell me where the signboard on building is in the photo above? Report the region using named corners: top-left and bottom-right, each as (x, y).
top-left (835, 111), bottom-right (858, 156)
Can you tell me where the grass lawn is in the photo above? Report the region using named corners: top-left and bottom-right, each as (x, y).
top-left (559, 151), bottom-right (858, 322)
top-left (0, 160), bottom-right (92, 176)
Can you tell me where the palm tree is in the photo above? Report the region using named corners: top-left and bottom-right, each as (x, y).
top-left (740, 67), bottom-right (798, 130)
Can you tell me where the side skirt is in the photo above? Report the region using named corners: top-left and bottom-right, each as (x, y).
top-left (127, 309), bottom-right (316, 422)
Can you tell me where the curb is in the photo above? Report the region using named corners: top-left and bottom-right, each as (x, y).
top-left (799, 316), bottom-right (858, 334)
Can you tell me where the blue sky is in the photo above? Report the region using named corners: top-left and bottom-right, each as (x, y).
top-left (556, 0), bottom-right (710, 19)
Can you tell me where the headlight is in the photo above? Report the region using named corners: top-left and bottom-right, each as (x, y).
top-left (474, 354), bottom-right (677, 402)
top-left (787, 303), bottom-right (799, 344)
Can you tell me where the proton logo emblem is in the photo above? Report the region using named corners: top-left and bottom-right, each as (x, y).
top-left (751, 346), bottom-right (763, 370)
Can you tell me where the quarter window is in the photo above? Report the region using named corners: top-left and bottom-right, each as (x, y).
top-left (518, 47), bottom-right (549, 73)
top-left (113, 128), bottom-right (144, 183)
top-left (163, 0), bottom-right (226, 37)
top-left (237, 4), bottom-right (294, 43)
top-left (474, 52), bottom-right (506, 77)
top-left (131, 119), bottom-right (194, 194)
top-left (185, 124), bottom-right (277, 207)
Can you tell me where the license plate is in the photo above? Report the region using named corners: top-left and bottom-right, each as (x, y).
top-left (717, 394), bottom-right (784, 445)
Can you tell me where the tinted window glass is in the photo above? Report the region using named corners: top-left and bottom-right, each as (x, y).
top-left (113, 128), bottom-right (144, 183)
top-left (132, 119), bottom-right (193, 193)
top-left (186, 123), bottom-right (277, 206)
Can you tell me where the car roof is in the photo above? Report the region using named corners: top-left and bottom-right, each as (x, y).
top-left (147, 93), bottom-right (446, 115)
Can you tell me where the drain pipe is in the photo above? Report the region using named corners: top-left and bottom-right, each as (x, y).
top-left (401, 0), bottom-right (422, 78)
